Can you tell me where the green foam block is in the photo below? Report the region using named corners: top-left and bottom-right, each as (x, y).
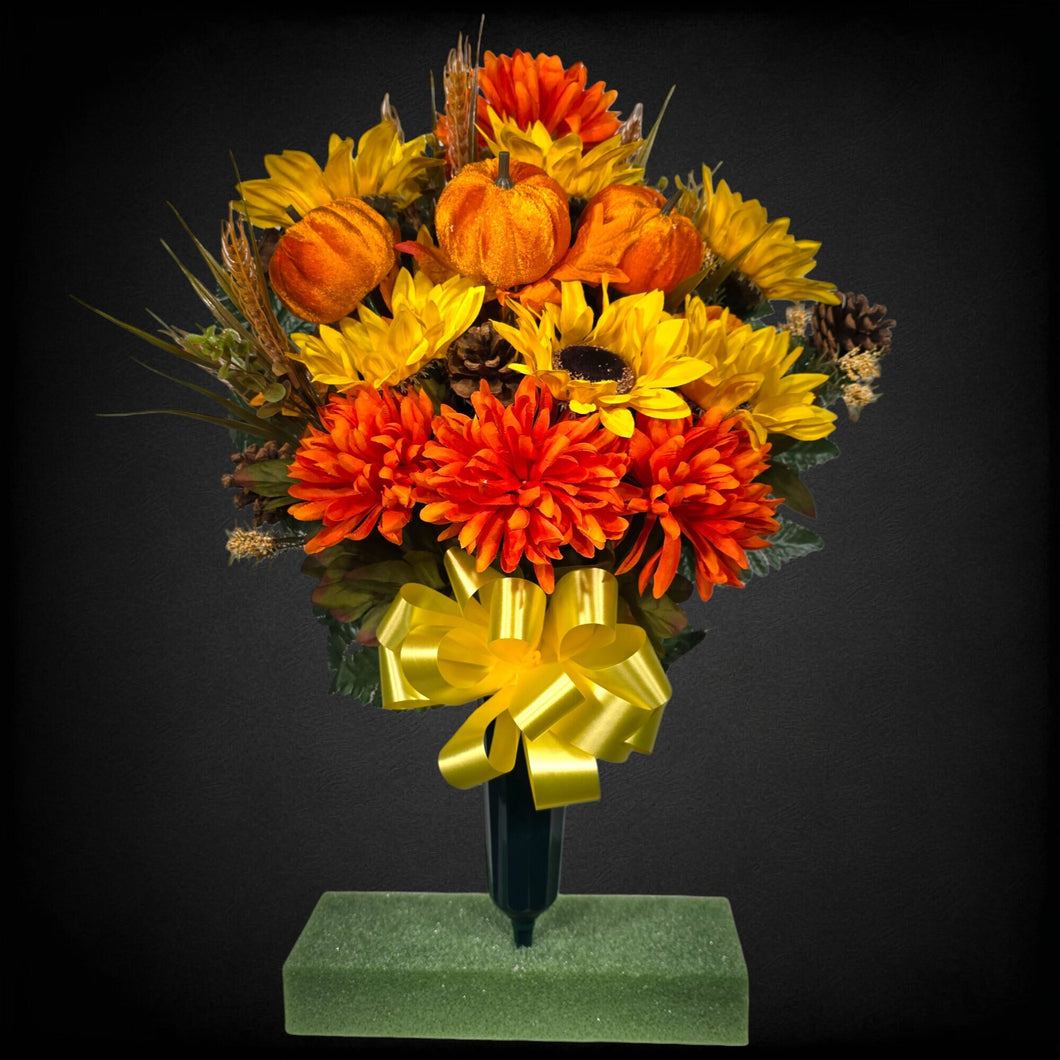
top-left (283, 892), bottom-right (748, 1045)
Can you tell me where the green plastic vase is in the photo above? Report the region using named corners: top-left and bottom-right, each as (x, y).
top-left (484, 734), bottom-right (565, 947)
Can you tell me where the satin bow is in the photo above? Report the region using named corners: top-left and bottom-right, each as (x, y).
top-left (376, 548), bottom-right (671, 809)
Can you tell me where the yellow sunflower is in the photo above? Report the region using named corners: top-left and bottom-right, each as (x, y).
top-left (480, 108), bottom-right (644, 200)
top-left (678, 164), bottom-right (841, 308)
top-left (235, 120), bottom-right (442, 228)
top-left (680, 298), bottom-right (837, 443)
top-left (291, 268), bottom-right (485, 389)
top-left (493, 282), bottom-right (707, 437)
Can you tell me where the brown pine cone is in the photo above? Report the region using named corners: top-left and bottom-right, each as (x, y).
top-left (446, 322), bottom-right (522, 403)
top-left (812, 293), bottom-right (895, 360)
top-left (221, 440), bottom-right (296, 525)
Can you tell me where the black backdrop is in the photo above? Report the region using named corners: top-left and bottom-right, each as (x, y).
top-left (13, 8), bottom-right (1051, 1051)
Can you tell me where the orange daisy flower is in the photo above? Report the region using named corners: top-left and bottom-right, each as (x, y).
top-left (477, 51), bottom-right (622, 147)
top-left (615, 409), bottom-right (780, 600)
top-left (287, 385), bottom-right (436, 554)
top-left (417, 378), bottom-right (630, 592)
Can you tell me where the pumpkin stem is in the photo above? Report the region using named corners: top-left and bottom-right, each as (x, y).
top-left (660, 187), bottom-right (682, 216)
top-left (495, 151), bottom-right (514, 190)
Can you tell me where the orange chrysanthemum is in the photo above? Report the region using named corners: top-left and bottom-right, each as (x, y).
top-left (615, 409), bottom-right (781, 600)
top-left (416, 378), bottom-right (630, 591)
top-left (287, 385), bottom-right (436, 553)
top-left (477, 51), bottom-right (621, 147)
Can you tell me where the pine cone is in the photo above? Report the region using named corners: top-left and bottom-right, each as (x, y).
top-left (222, 440), bottom-right (296, 525)
top-left (446, 322), bottom-right (522, 403)
top-left (812, 293), bottom-right (895, 360)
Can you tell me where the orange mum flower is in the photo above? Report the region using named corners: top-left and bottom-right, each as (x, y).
top-left (616, 409), bottom-right (780, 600)
top-left (417, 378), bottom-right (630, 591)
top-left (478, 51), bottom-right (621, 147)
top-left (287, 385), bottom-right (436, 554)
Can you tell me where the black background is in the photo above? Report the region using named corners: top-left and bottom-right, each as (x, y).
top-left (13, 7), bottom-right (1051, 1051)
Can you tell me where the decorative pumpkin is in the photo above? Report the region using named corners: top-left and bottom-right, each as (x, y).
top-left (557, 184), bottom-right (705, 295)
top-left (268, 197), bottom-right (395, 324)
top-left (434, 153), bottom-right (571, 290)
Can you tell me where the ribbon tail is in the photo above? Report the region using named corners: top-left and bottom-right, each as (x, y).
top-left (524, 730), bottom-right (601, 810)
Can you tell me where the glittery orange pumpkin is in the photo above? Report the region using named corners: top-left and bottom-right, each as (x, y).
top-left (434, 154), bottom-right (571, 289)
top-left (268, 197), bottom-right (395, 324)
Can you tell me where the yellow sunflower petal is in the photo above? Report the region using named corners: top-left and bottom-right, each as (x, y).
top-left (686, 165), bottom-right (840, 306)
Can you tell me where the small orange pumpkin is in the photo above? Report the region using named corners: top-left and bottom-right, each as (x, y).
top-left (268, 197), bottom-right (395, 324)
top-left (560, 184), bottom-right (704, 295)
top-left (434, 153), bottom-right (571, 289)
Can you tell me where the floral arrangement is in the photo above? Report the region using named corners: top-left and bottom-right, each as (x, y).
top-left (96, 33), bottom-right (894, 812)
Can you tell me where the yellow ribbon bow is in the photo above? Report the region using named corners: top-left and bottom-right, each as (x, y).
top-left (376, 548), bottom-right (672, 809)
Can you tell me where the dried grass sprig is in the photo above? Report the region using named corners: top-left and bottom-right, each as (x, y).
top-left (442, 30), bottom-right (479, 176)
top-left (219, 206), bottom-right (321, 417)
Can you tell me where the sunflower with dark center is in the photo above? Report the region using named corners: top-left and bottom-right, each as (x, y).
top-left (672, 164), bottom-right (841, 310)
top-left (551, 345), bottom-right (635, 394)
top-left (493, 282), bottom-right (706, 438)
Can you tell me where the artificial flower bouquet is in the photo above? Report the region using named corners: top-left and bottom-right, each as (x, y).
top-left (98, 34), bottom-right (894, 813)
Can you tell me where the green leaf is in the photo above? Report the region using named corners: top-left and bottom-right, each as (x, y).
top-left (114, 357), bottom-right (302, 445)
top-left (96, 407), bottom-right (287, 441)
top-left (676, 538), bottom-right (698, 585)
top-left (314, 607), bottom-right (383, 705)
top-left (271, 293), bottom-right (312, 337)
top-left (758, 463), bottom-right (817, 518)
top-left (330, 645), bottom-right (382, 706)
top-left (658, 628), bottom-right (708, 670)
top-left (325, 623), bottom-right (354, 672)
top-left (630, 84), bottom-right (676, 175)
top-left (745, 516), bottom-right (824, 579)
top-left (231, 457), bottom-right (297, 498)
top-left (73, 296), bottom-right (212, 368)
top-left (744, 301), bottom-right (775, 330)
top-left (771, 438), bottom-right (841, 473)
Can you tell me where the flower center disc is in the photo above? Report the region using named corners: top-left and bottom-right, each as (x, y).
top-left (553, 345), bottom-right (635, 394)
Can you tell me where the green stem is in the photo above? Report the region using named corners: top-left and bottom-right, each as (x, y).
top-left (495, 151), bottom-right (513, 190)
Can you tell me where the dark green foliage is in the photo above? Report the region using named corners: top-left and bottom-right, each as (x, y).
top-left (659, 628), bottom-right (708, 670)
top-left (317, 607), bottom-right (382, 707)
top-left (744, 514), bottom-right (825, 579)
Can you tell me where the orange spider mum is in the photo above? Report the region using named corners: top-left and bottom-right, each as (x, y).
top-left (478, 51), bottom-right (621, 147)
top-left (287, 385), bottom-right (436, 554)
top-left (615, 409), bottom-right (780, 600)
top-left (417, 378), bottom-right (630, 591)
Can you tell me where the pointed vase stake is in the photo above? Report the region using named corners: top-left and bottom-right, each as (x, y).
top-left (484, 732), bottom-right (565, 947)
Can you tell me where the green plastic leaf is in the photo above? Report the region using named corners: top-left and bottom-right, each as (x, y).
top-left (745, 516), bottom-right (824, 579)
top-left (743, 302), bottom-right (775, 330)
top-left (98, 357), bottom-right (299, 444)
top-left (314, 606), bottom-right (383, 705)
top-left (634, 591), bottom-right (691, 646)
top-left (232, 458), bottom-right (297, 498)
top-left (97, 407), bottom-right (286, 441)
top-left (659, 628), bottom-right (708, 670)
top-left (770, 438), bottom-right (841, 473)
top-left (126, 357), bottom-right (276, 430)
top-left (758, 463), bottom-right (817, 518)
top-left (330, 645), bottom-right (382, 706)
top-left (630, 84), bottom-right (676, 175)
top-left (73, 296), bottom-right (211, 368)
top-left (325, 622), bottom-right (354, 672)
top-left (272, 294), bottom-right (312, 337)
top-left (677, 538), bottom-right (698, 585)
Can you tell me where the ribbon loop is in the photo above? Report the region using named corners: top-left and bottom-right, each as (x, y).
top-left (378, 547), bottom-right (673, 808)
